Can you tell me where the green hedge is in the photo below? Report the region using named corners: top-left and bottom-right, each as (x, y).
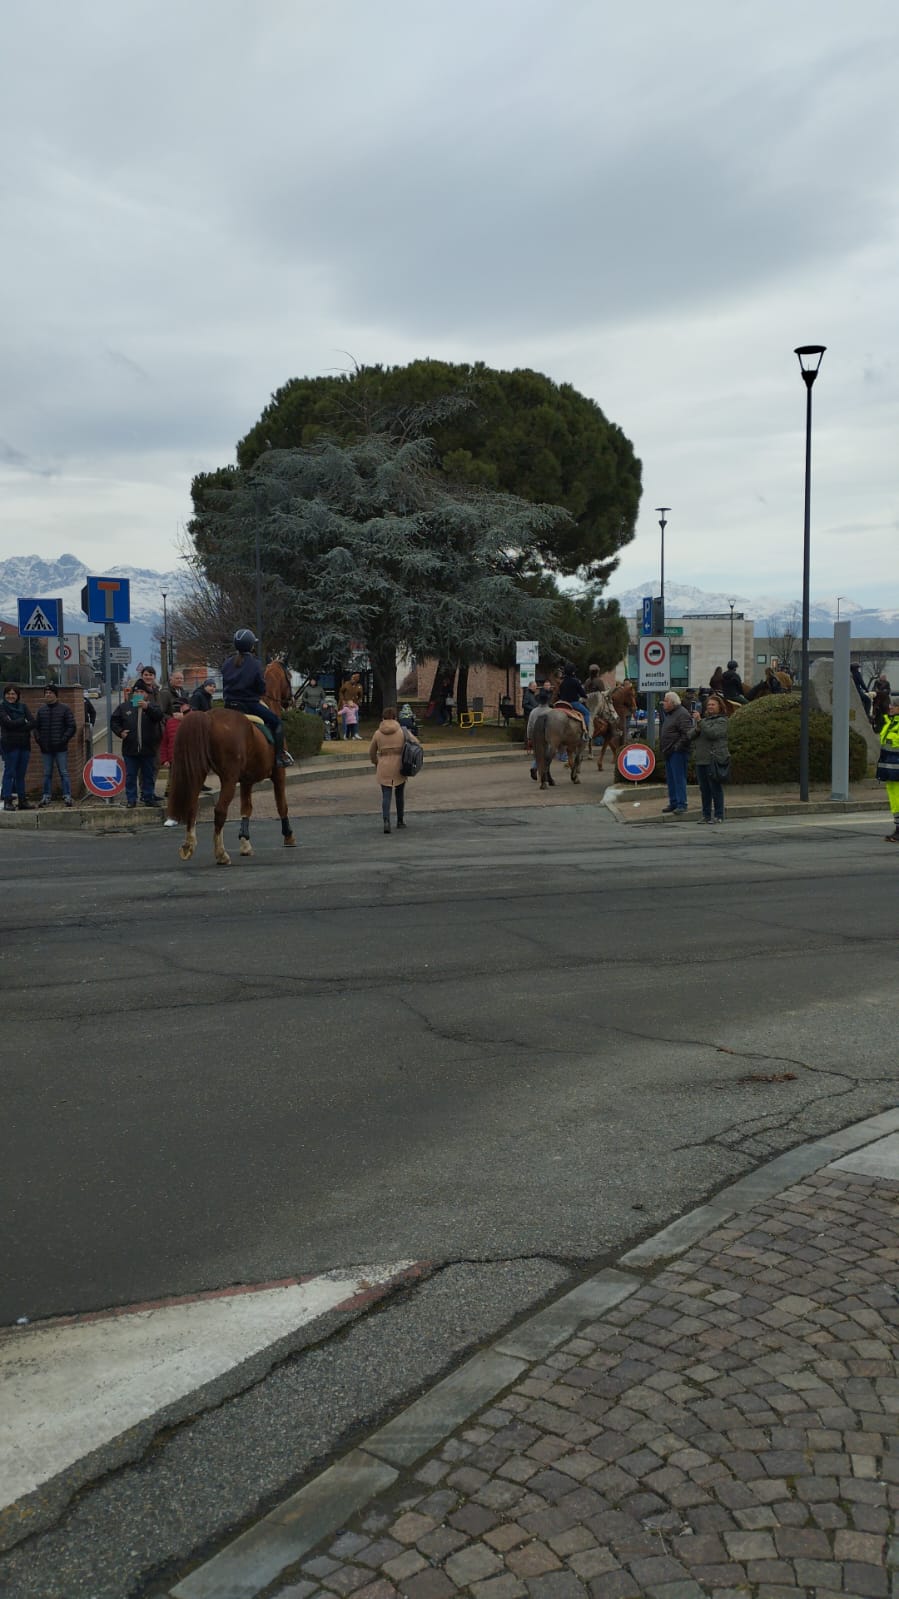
top-left (281, 709), bottom-right (325, 758)
top-left (717, 693), bottom-right (867, 784)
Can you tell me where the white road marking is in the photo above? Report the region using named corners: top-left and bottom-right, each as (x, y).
top-left (0, 1263), bottom-right (415, 1510)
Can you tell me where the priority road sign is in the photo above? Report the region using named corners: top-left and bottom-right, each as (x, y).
top-left (82, 577), bottom-right (131, 625)
top-left (638, 634), bottom-right (671, 692)
top-left (83, 754), bottom-right (126, 798)
top-left (18, 598), bottom-right (62, 636)
top-left (617, 742), bottom-right (656, 782)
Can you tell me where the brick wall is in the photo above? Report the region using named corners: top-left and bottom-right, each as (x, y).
top-left (13, 685), bottom-right (88, 799)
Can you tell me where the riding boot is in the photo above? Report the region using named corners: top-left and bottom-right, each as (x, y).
top-left (274, 728), bottom-right (294, 768)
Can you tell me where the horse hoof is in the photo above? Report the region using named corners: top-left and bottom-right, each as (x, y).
top-left (239, 839), bottom-right (253, 856)
top-left (216, 852), bottom-right (231, 866)
top-left (179, 845), bottom-right (193, 861)
top-left (283, 834), bottom-right (296, 848)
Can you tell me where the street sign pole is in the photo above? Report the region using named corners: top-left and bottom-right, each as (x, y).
top-left (104, 622), bottom-right (114, 754)
top-left (58, 602), bottom-right (66, 687)
top-left (28, 638), bottom-right (33, 685)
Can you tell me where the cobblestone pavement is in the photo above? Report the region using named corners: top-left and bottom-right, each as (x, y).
top-left (268, 1167), bottom-right (899, 1599)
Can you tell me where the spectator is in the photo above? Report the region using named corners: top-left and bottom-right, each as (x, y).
top-left (659, 691), bottom-right (692, 815)
top-left (82, 692), bottom-right (97, 729)
top-left (321, 694), bottom-right (339, 740)
top-left (688, 692), bottom-right (730, 824)
top-left (189, 678), bottom-right (216, 712)
top-left (34, 685), bottom-right (76, 807)
top-left (721, 661), bottom-right (746, 702)
top-left (0, 685), bottom-right (36, 811)
top-left (298, 677), bottom-right (324, 714)
top-left (139, 665), bottom-right (160, 702)
top-left (875, 698), bottom-right (899, 844)
top-left (159, 670), bottom-right (189, 719)
top-left (871, 674), bottom-right (892, 734)
top-left (369, 705), bottom-right (420, 834)
top-left (111, 681), bottom-right (164, 807)
top-left (850, 664), bottom-right (872, 718)
top-left (522, 681), bottom-right (538, 718)
top-left (338, 687), bottom-right (361, 740)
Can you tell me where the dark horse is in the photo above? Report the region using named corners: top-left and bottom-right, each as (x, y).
top-left (530, 705), bottom-right (587, 788)
top-left (587, 681), bottom-right (639, 770)
top-left (167, 710), bottom-right (295, 865)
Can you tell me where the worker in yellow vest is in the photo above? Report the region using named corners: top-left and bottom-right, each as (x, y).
top-left (876, 706), bottom-right (899, 843)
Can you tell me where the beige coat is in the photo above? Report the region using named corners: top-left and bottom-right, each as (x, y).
top-left (369, 718), bottom-right (419, 787)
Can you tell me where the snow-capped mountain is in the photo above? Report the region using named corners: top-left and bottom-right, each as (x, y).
top-left (611, 582), bottom-right (899, 637)
top-left (0, 554), bottom-right (184, 670)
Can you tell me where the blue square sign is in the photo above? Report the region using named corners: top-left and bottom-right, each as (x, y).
top-left (84, 576), bottom-right (131, 625)
top-left (18, 597), bottom-right (61, 636)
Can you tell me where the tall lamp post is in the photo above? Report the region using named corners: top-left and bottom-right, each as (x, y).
top-left (728, 599), bottom-right (735, 661)
top-left (655, 507), bottom-right (670, 617)
top-left (161, 591), bottom-right (169, 685)
top-left (795, 344), bottom-right (826, 803)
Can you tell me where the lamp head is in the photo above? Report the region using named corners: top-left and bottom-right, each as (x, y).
top-left (795, 345), bottom-right (826, 387)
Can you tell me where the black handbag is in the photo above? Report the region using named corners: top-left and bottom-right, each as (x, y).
top-left (710, 754), bottom-right (731, 784)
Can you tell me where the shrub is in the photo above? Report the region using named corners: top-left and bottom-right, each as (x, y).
top-left (722, 693), bottom-right (867, 784)
top-left (281, 709), bottom-right (325, 758)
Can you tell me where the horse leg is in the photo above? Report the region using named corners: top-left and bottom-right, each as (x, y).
top-left (571, 741), bottom-right (582, 782)
top-left (179, 794), bottom-right (199, 861)
top-left (213, 776), bottom-right (237, 865)
top-left (273, 766), bottom-right (296, 848)
top-left (238, 780), bottom-right (254, 856)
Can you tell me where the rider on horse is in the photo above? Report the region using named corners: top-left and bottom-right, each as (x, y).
top-left (222, 629), bottom-right (294, 766)
top-left (556, 662), bottom-right (591, 742)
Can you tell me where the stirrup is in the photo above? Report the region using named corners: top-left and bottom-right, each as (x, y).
top-left (276, 750), bottom-right (294, 767)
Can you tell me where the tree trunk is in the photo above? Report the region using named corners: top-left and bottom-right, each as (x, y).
top-left (371, 645), bottom-right (398, 717)
top-left (455, 664), bottom-right (469, 718)
top-left (426, 658), bottom-right (453, 708)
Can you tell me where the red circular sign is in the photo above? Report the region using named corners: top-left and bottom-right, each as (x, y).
top-left (616, 742), bottom-right (656, 781)
top-left (83, 754), bottom-right (127, 797)
top-left (642, 639), bottom-right (666, 666)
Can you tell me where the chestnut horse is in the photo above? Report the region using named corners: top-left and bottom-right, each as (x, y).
top-left (167, 709), bottom-right (295, 865)
top-left (263, 657), bottom-right (293, 715)
top-left (588, 681), bottom-right (639, 770)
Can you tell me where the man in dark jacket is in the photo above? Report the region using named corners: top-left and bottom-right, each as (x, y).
top-left (189, 678), bottom-right (216, 712)
top-left (159, 670), bottom-right (190, 718)
top-left (34, 685), bottom-right (76, 807)
top-left (111, 682), bottom-right (164, 806)
top-left (556, 662), bottom-right (590, 740)
top-left (0, 685), bottom-right (37, 811)
top-left (660, 692), bottom-right (693, 814)
top-left (721, 661), bottom-right (745, 702)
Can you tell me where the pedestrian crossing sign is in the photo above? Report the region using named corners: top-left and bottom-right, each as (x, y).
top-left (17, 597), bottom-right (62, 636)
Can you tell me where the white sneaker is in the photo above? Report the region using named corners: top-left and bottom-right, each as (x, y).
top-left (163, 818), bottom-right (178, 827)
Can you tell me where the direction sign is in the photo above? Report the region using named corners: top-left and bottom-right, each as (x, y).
top-left (83, 754), bottom-right (127, 798)
top-left (82, 577), bottom-right (131, 625)
top-left (638, 634), bottom-right (671, 692)
top-left (109, 647), bottom-right (132, 664)
top-left (617, 742), bottom-right (656, 782)
top-left (18, 597), bottom-right (62, 636)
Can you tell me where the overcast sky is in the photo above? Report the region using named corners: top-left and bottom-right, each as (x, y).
top-left (3, 0), bottom-right (898, 606)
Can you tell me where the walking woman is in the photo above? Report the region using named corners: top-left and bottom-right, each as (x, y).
top-left (369, 705), bottom-right (420, 833)
top-left (689, 692), bottom-right (730, 824)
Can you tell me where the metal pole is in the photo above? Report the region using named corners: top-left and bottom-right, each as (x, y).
top-left (799, 378), bottom-right (813, 802)
top-left (161, 592), bottom-right (168, 685)
top-left (104, 622), bottom-right (113, 754)
top-left (28, 637), bottom-right (33, 685)
top-left (254, 520), bottom-right (263, 657)
top-left (831, 620), bottom-right (850, 802)
top-left (729, 602), bottom-right (735, 661)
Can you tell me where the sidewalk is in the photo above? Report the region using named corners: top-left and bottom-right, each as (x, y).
top-left (607, 780), bottom-right (884, 826)
top-left (170, 1111), bottom-right (899, 1599)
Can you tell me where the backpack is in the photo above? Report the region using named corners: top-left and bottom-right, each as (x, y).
top-left (400, 730), bottom-right (424, 777)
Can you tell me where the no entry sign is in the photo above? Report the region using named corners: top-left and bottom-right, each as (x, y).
top-left (638, 635), bottom-right (671, 692)
top-left (617, 742), bottom-right (656, 782)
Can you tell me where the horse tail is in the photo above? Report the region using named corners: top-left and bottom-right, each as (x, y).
top-left (168, 713), bottom-right (213, 822)
top-left (533, 709), bottom-right (548, 777)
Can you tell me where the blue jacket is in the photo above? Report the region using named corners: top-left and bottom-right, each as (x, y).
top-left (221, 654), bottom-right (266, 706)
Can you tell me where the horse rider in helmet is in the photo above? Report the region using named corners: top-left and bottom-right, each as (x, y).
top-left (221, 629), bottom-right (294, 766)
top-left (556, 661), bottom-right (591, 743)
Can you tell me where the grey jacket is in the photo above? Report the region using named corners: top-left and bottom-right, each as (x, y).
top-left (689, 712), bottom-right (729, 767)
top-left (659, 705), bottom-right (692, 757)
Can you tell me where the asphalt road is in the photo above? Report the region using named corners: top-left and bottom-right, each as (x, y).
top-left (2, 799), bottom-right (897, 1596)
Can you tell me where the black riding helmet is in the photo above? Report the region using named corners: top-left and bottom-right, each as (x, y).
top-left (233, 629), bottom-right (258, 653)
top-left (727, 660), bottom-right (738, 670)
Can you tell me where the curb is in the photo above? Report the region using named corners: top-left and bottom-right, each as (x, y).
top-left (608, 795), bottom-right (884, 825)
top-left (168, 1106), bottom-right (899, 1599)
top-left (0, 807), bottom-right (161, 832)
top-left (281, 750), bottom-right (523, 786)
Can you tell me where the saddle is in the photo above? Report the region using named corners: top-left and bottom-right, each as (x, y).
top-left (241, 713), bottom-right (274, 747)
top-left (554, 701), bottom-right (588, 738)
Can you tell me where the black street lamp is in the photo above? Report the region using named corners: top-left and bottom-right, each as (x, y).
top-left (655, 507), bottom-right (670, 618)
top-left (728, 599), bottom-right (735, 661)
top-left (794, 344), bottom-right (826, 802)
top-left (161, 590), bottom-right (168, 685)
